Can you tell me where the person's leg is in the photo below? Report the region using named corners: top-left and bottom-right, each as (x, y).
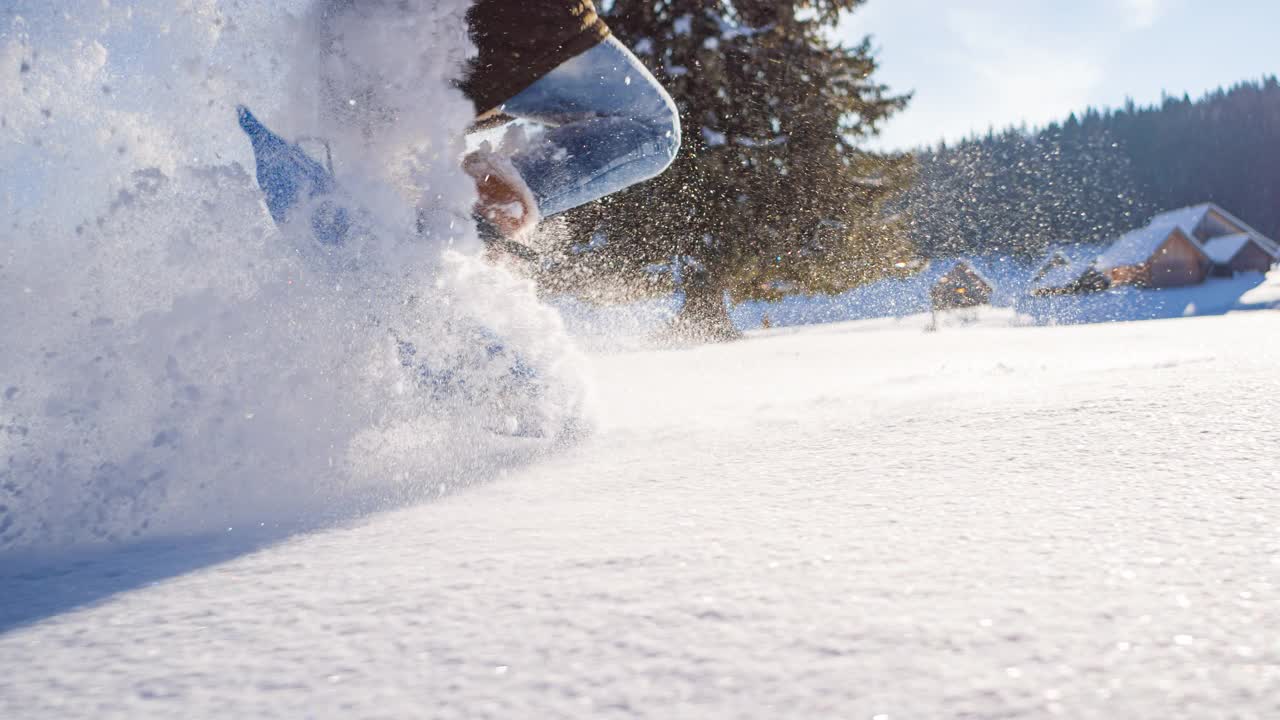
top-left (493, 37), bottom-right (682, 219)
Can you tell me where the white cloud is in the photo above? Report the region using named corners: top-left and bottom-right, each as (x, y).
top-left (940, 7), bottom-right (1104, 135)
top-left (851, 3), bottom-right (1112, 150)
top-left (847, 0), bottom-right (1274, 150)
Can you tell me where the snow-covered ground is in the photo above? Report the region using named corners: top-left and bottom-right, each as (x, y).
top-left (6, 3), bottom-right (1280, 717)
top-left (555, 258), bottom-right (1280, 343)
top-left (729, 257), bottom-right (1280, 331)
top-left (4, 309), bottom-right (1279, 719)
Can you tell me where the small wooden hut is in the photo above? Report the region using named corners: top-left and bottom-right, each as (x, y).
top-left (930, 260), bottom-right (993, 311)
top-left (1030, 264), bottom-right (1110, 296)
top-left (1029, 251), bottom-right (1070, 284)
top-left (1029, 250), bottom-right (1110, 296)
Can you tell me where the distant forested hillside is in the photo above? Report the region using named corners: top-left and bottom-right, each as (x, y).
top-left (902, 77), bottom-right (1280, 258)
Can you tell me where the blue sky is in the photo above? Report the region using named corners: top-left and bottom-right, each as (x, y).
top-left (838, 0), bottom-right (1280, 150)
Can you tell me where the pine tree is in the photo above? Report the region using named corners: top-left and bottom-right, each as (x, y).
top-left (537, 0), bottom-right (913, 340)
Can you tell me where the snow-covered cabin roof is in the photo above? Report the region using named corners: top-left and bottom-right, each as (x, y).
top-left (1201, 233), bottom-right (1256, 264)
top-left (1032, 250), bottom-right (1070, 278)
top-left (930, 258), bottom-right (995, 290)
top-left (1031, 242), bottom-right (1094, 275)
top-left (1096, 224), bottom-right (1205, 270)
top-left (1030, 255), bottom-right (1098, 292)
top-left (1151, 204), bottom-right (1220, 234)
top-left (1150, 203), bottom-right (1279, 255)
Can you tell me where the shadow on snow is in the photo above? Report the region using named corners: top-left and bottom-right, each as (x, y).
top-left (0, 525), bottom-right (299, 635)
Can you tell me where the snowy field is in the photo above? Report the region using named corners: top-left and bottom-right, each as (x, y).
top-left (4, 309), bottom-right (1279, 719)
top-left (5, 3), bottom-right (1280, 717)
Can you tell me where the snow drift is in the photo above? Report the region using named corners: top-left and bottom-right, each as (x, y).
top-left (0, 0), bottom-right (593, 552)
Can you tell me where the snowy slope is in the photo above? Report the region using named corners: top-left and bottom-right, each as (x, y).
top-left (4, 311), bottom-right (1280, 719)
top-left (6, 3), bottom-right (1280, 717)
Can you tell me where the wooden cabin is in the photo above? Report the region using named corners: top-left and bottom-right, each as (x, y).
top-left (1096, 225), bottom-right (1211, 289)
top-left (930, 260), bottom-right (993, 311)
top-left (1203, 234), bottom-right (1278, 276)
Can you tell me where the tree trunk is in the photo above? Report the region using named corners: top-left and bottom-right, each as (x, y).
top-left (669, 270), bottom-right (742, 343)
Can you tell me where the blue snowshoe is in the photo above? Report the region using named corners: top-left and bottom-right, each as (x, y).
top-left (240, 105), bottom-right (542, 262)
top-left (237, 105), bottom-right (351, 246)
